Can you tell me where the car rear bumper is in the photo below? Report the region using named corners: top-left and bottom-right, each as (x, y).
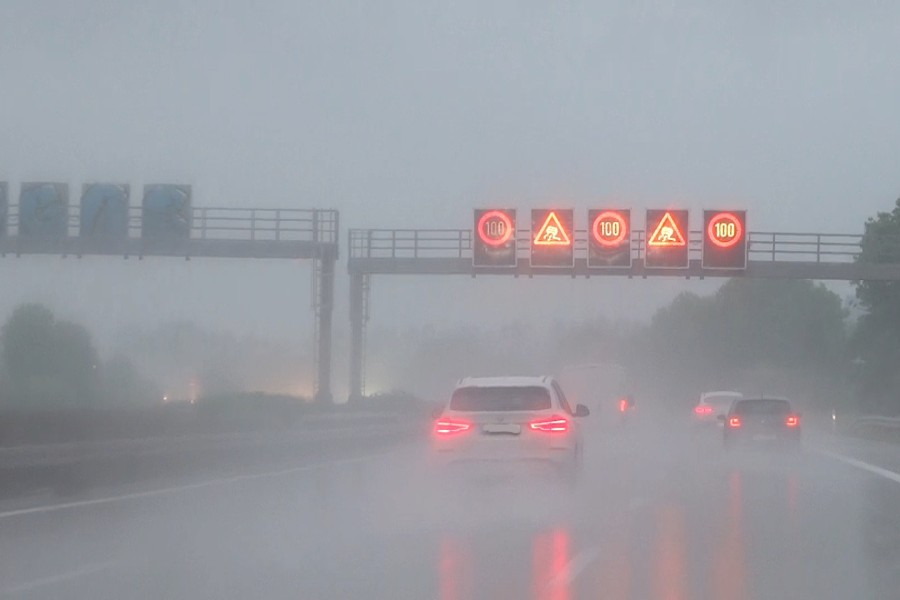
top-left (693, 416), bottom-right (724, 427)
top-left (724, 430), bottom-right (801, 446)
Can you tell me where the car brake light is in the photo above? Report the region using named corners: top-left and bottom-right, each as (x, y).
top-left (785, 415), bottom-right (800, 428)
top-left (728, 416), bottom-right (742, 428)
top-left (435, 418), bottom-right (471, 435)
top-left (529, 415), bottom-right (569, 433)
top-left (694, 405), bottom-right (713, 415)
top-left (619, 399), bottom-right (628, 412)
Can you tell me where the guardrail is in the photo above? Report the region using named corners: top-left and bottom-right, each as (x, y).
top-left (348, 228), bottom-right (889, 264)
top-left (833, 415), bottom-right (900, 444)
top-left (0, 413), bottom-right (413, 470)
top-left (853, 416), bottom-right (900, 431)
top-left (190, 207), bottom-right (338, 244)
top-left (0, 412), bottom-right (423, 501)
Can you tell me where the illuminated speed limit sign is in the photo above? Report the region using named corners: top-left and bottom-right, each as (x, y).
top-left (703, 210), bottom-right (747, 269)
top-left (473, 209), bottom-right (517, 267)
top-left (588, 209), bottom-right (631, 268)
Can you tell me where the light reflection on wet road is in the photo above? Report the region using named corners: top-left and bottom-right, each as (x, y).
top-left (2, 422), bottom-right (900, 599)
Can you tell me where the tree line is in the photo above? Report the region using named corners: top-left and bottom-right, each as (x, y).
top-left (0, 304), bottom-right (159, 409)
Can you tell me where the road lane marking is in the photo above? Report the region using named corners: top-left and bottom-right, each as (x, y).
top-left (0, 453), bottom-right (385, 521)
top-left (543, 500), bottom-right (646, 590)
top-left (815, 448), bottom-right (900, 485)
top-left (3, 560), bottom-right (119, 595)
top-left (547, 547), bottom-right (601, 588)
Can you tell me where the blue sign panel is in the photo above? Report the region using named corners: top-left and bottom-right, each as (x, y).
top-left (19, 183), bottom-right (69, 237)
top-left (80, 184), bottom-right (130, 239)
top-left (142, 185), bottom-right (192, 240)
top-left (0, 182), bottom-right (7, 238)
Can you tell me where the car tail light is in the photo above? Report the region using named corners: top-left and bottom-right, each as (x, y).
top-left (694, 405), bottom-right (713, 415)
top-left (529, 415), bottom-right (569, 433)
top-left (435, 418), bottom-right (471, 435)
top-left (785, 415), bottom-right (800, 428)
top-left (728, 416), bottom-right (742, 428)
top-left (619, 399), bottom-right (628, 412)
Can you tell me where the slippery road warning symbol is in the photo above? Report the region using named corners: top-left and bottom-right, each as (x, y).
top-left (648, 212), bottom-right (686, 247)
top-left (533, 211), bottom-right (572, 246)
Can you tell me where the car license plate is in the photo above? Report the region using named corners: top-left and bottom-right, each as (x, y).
top-left (481, 424), bottom-right (521, 435)
top-left (752, 434), bottom-right (777, 442)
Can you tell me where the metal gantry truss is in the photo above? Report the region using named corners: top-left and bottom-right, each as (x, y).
top-left (345, 226), bottom-right (900, 400)
top-left (348, 271), bottom-right (371, 402)
top-left (0, 205), bottom-right (340, 403)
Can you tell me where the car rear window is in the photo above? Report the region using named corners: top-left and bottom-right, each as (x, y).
top-left (733, 399), bottom-right (791, 415)
top-left (449, 386), bottom-right (552, 412)
top-left (705, 395), bottom-right (740, 407)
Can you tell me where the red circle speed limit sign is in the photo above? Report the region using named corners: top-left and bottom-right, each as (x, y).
top-left (706, 212), bottom-right (744, 249)
top-left (476, 210), bottom-right (514, 247)
top-left (591, 211), bottom-right (629, 247)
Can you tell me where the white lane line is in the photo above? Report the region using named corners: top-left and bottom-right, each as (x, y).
top-left (3, 560), bottom-right (119, 595)
top-left (815, 448), bottom-right (900, 485)
top-left (0, 453), bottom-right (384, 521)
top-left (543, 499), bottom-right (646, 590)
top-left (547, 547), bottom-right (601, 588)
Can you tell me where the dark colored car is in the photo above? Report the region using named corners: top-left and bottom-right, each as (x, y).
top-left (722, 397), bottom-right (801, 450)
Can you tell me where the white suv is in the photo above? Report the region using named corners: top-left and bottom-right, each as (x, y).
top-left (693, 391), bottom-right (743, 427)
top-left (432, 376), bottom-right (590, 480)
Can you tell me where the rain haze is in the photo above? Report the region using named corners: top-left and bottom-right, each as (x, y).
top-left (1, 1), bottom-right (898, 353)
top-left (2, 1), bottom-right (900, 599)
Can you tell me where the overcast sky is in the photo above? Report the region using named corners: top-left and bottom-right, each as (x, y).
top-left (0, 1), bottom-right (898, 366)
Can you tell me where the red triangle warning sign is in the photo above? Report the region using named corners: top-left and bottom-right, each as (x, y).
top-left (533, 211), bottom-right (572, 246)
top-left (648, 212), bottom-right (686, 247)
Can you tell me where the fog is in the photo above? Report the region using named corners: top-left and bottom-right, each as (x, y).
top-left (2, 2), bottom-right (900, 598)
top-left (1, 0), bottom-right (898, 355)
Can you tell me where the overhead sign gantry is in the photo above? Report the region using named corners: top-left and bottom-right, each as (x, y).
top-left (0, 181), bottom-right (340, 403)
top-left (346, 205), bottom-right (900, 400)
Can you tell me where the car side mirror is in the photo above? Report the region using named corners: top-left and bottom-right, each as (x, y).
top-left (717, 414), bottom-right (727, 422)
top-left (575, 404), bottom-right (590, 418)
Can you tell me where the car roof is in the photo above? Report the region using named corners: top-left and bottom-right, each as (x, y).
top-left (455, 375), bottom-right (554, 389)
top-left (700, 391), bottom-right (743, 401)
top-left (738, 396), bottom-right (792, 403)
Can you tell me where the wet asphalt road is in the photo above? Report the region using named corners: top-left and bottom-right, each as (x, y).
top-left (2, 419), bottom-right (900, 600)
